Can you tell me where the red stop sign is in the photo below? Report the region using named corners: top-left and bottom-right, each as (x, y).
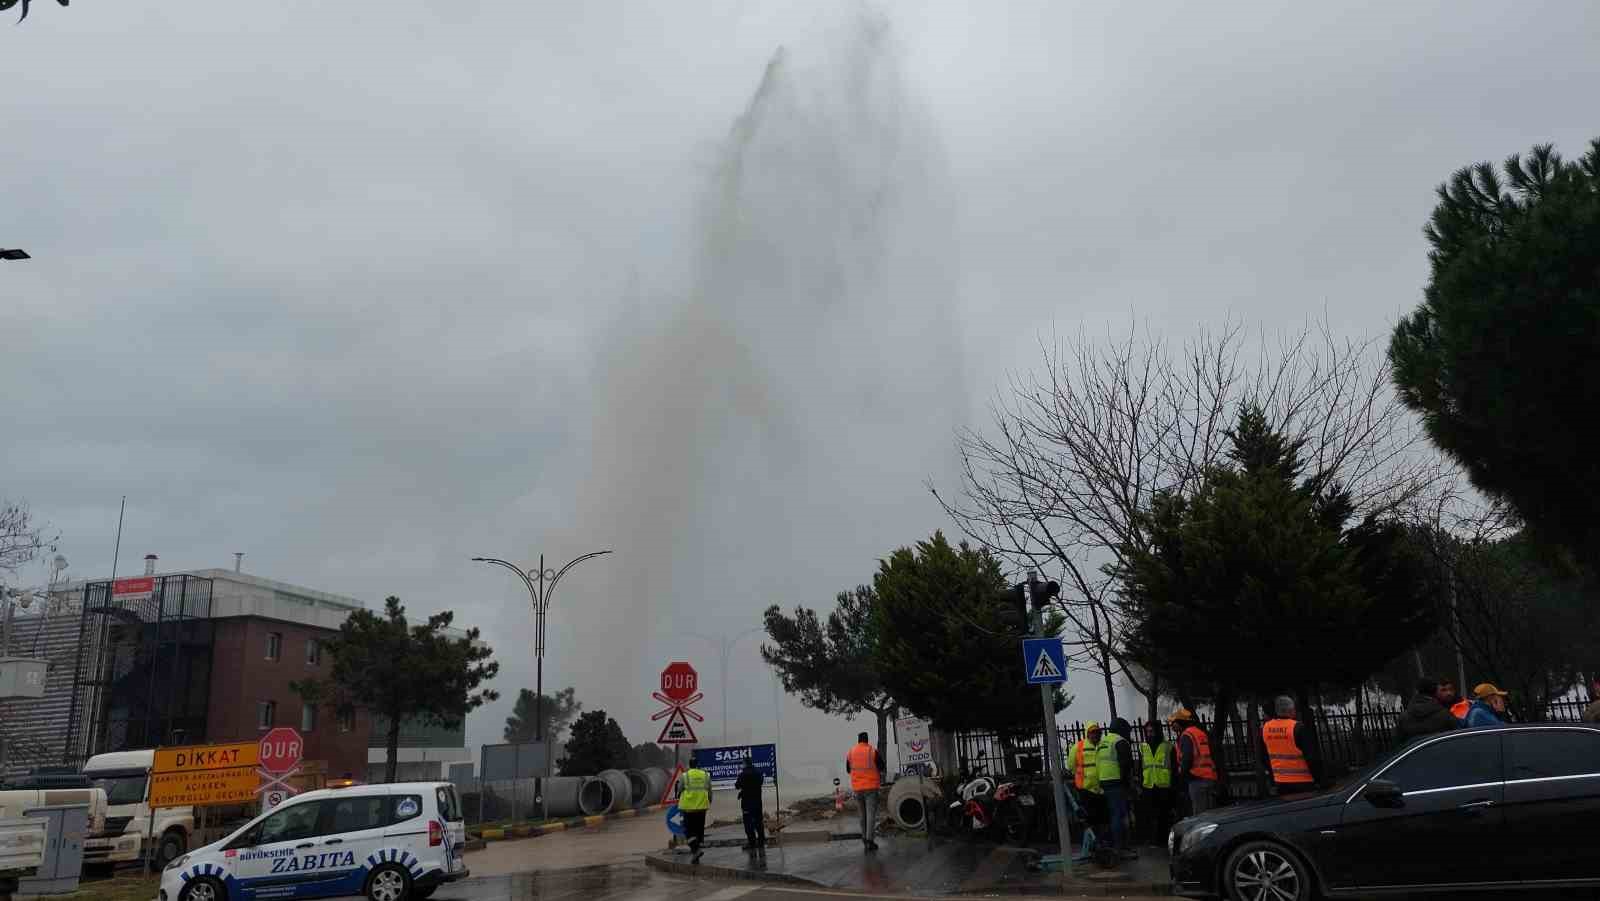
top-left (660, 661), bottom-right (698, 702)
top-left (259, 727), bottom-right (304, 774)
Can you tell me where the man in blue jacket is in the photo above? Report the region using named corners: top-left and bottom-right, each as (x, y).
top-left (1464, 683), bottom-right (1510, 727)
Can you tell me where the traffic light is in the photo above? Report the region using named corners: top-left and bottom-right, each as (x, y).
top-left (998, 584), bottom-right (1028, 631)
top-left (1029, 579), bottom-right (1061, 611)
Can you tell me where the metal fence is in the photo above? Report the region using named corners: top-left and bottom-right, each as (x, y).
top-left (957, 697), bottom-right (1595, 801)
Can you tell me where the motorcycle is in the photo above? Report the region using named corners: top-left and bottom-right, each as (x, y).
top-left (992, 779), bottom-right (1038, 844)
top-left (945, 771), bottom-right (998, 836)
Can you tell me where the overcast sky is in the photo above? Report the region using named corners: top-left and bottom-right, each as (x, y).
top-left (4, 1), bottom-right (1597, 776)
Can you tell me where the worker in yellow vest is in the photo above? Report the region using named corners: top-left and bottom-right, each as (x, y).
top-left (844, 731), bottom-right (885, 851)
top-left (1095, 718), bottom-right (1135, 860)
top-left (679, 765), bottom-right (713, 863)
top-left (1069, 722), bottom-right (1107, 863)
top-left (1262, 696), bottom-right (1321, 797)
top-left (1138, 721), bottom-right (1174, 847)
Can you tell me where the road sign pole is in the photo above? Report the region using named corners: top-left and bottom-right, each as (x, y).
top-left (1032, 608), bottom-right (1073, 878)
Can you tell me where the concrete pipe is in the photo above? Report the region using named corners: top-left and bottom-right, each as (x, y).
top-left (887, 778), bottom-right (947, 831)
top-left (622, 769), bottom-right (650, 808)
top-left (577, 776), bottom-right (613, 816)
top-left (589, 769), bottom-right (633, 815)
top-left (641, 767), bottom-right (668, 805)
top-left (541, 776), bottom-right (585, 819)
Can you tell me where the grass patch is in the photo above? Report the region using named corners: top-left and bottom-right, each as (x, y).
top-left (44, 873), bottom-right (158, 901)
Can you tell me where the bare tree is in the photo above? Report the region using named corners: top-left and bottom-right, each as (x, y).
top-left (1, 500), bottom-right (56, 577)
top-left (934, 318), bottom-right (1446, 721)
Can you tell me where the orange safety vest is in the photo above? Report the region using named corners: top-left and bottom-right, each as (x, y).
top-left (1183, 725), bottom-right (1218, 781)
top-left (847, 742), bottom-right (881, 791)
top-left (1262, 718), bottom-right (1313, 785)
top-left (1450, 699), bottom-right (1470, 719)
top-left (1072, 741), bottom-right (1086, 788)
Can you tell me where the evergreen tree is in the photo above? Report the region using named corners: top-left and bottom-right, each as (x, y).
top-left (292, 596), bottom-right (498, 783)
top-left (762, 587), bottom-right (898, 753)
top-left (556, 710), bottom-right (632, 776)
top-left (1115, 408), bottom-right (1434, 716)
top-left (1390, 138), bottom-right (1600, 561)
top-left (869, 531), bottom-right (1067, 733)
top-left (503, 686), bottom-right (582, 745)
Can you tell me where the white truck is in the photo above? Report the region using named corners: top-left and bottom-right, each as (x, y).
top-left (0, 817), bottom-right (46, 901)
top-left (81, 750), bottom-right (195, 870)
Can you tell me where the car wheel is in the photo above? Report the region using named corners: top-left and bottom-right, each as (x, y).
top-left (1224, 841), bottom-right (1311, 901)
top-left (178, 875), bottom-right (226, 901)
top-left (366, 863), bottom-right (412, 901)
top-left (153, 830), bottom-right (187, 871)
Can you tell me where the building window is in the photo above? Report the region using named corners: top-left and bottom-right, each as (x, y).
top-left (306, 638), bottom-right (320, 666)
top-left (338, 709), bottom-right (355, 733)
top-left (265, 632), bottom-right (282, 661)
top-left (301, 704), bottom-right (317, 733)
top-left (258, 700), bottom-right (276, 730)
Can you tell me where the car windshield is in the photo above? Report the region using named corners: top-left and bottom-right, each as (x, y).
top-left (91, 774), bottom-right (147, 805)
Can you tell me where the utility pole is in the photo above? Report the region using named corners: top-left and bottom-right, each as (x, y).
top-left (472, 550), bottom-right (611, 819)
top-left (1027, 572), bottom-right (1072, 875)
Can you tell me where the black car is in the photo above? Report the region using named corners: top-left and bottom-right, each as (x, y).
top-left (1169, 723), bottom-right (1600, 899)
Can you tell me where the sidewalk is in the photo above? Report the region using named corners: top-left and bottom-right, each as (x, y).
top-left (645, 829), bottom-right (1172, 896)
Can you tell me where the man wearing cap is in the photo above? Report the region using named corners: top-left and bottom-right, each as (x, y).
top-left (1171, 708), bottom-right (1218, 815)
top-left (1464, 683), bottom-right (1510, 727)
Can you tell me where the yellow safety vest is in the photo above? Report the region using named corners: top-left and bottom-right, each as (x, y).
top-left (1140, 741), bottom-right (1172, 788)
top-left (1073, 740), bottom-right (1102, 794)
top-left (1095, 733), bottom-right (1125, 783)
top-left (679, 768), bottom-right (711, 811)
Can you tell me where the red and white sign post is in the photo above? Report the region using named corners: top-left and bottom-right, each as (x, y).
top-left (257, 727), bottom-right (304, 811)
top-left (652, 661), bottom-right (703, 744)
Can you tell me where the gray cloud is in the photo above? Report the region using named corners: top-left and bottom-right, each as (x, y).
top-left (4, 1), bottom-right (1596, 774)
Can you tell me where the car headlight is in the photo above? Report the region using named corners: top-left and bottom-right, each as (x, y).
top-left (164, 854), bottom-right (189, 872)
top-left (1182, 823), bottom-right (1219, 853)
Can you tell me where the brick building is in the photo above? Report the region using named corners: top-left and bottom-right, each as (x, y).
top-left (0, 559), bottom-right (467, 780)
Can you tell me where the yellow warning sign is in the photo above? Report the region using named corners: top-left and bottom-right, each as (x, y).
top-left (152, 741), bottom-right (259, 775)
top-left (149, 741), bottom-right (263, 808)
top-left (148, 766), bottom-right (260, 809)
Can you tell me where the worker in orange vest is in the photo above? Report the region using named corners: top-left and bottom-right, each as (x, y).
top-left (1262, 696), bottom-right (1322, 797)
top-left (1443, 678), bottom-right (1471, 720)
top-left (844, 731), bottom-right (885, 851)
top-left (1170, 708), bottom-right (1218, 815)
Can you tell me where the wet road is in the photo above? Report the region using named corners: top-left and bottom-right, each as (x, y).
top-left (423, 864), bottom-right (1166, 899)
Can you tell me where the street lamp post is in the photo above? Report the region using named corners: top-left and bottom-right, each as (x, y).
top-left (690, 627), bottom-right (764, 744)
top-left (471, 550), bottom-right (610, 817)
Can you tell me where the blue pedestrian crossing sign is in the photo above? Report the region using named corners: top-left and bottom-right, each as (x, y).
top-left (1023, 637), bottom-right (1068, 685)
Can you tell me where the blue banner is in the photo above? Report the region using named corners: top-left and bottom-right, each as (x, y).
top-left (690, 743), bottom-right (777, 787)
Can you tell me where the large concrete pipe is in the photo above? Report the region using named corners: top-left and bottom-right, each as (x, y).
top-left (542, 776), bottom-right (585, 819)
top-left (622, 769), bottom-right (650, 808)
top-left (887, 778), bottom-right (946, 831)
top-left (577, 776), bottom-right (613, 816)
top-left (583, 770), bottom-right (632, 815)
top-left (641, 767), bottom-right (668, 805)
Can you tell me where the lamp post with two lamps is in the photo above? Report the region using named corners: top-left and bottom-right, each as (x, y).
top-left (471, 551), bottom-right (610, 818)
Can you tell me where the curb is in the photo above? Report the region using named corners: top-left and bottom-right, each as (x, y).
top-left (473, 804), bottom-right (665, 845)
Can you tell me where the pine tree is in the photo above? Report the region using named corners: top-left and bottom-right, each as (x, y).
top-left (1390, 138), bottom-right (1600, 561)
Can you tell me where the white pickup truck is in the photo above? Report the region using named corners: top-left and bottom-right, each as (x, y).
top-left (0, 817), bottom-right (46, 901)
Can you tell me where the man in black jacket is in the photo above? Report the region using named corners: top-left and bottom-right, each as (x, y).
top-left (1396, 677), bottom-right (1461, 742)
top-left (735, 760), bottom-right (766, 853)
